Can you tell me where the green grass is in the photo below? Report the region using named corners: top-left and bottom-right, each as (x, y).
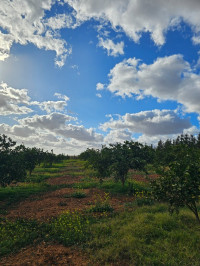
top-left (73, 178), bottom-right (149, 195)
top-left (25, 172), bottom-right (64, 183)
top-left (50, 211), bottom-right (90, 246)
top-left (0, 218), bottom-right (47, 257)
top-left (86, 204), bottom-right (200, 265)
top-left (0, 182), bottom-right (70, 212)
top-left (64, 191), bottom-right (87, 198)
top-left (33, 167), bottom-right (62, 173)
top-left (1, 158), bottom-right (199, 265)
top-left (0, 183), bottom-right (50, 202)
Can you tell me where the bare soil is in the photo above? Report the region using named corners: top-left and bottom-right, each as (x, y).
top-left (0, 165), bottom-right (150, 265)
top-left (4, 186), bottom-right (131, 221)
top-left (0, 242), bottom-right (89, 265)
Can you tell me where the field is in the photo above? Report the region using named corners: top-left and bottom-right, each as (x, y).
top-left (0, 159), bottom-right (200, 265)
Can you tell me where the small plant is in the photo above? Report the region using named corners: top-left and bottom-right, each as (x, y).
top-left (50, 210), bottom-right (90, 245)
top-left (71, 191), bottom-right (86, 198)
top-left (89, 192), bottom-right (113, 212)
top-left (134, 190), bottom-right (154, 206)
top-left (0, 218), bottom-right (46, 257)
top-left (72, 185), bottom-right (86, 198)
top-left (64, 186), bottom-right (87, 199)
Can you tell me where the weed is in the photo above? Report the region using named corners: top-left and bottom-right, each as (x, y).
top-left (134, 190), bottom-right (155, 206)
top-left (0, 218), bottom-right (47, 257)
top-left (50, 210), bottom-right (90, 245)
top-left (86, 205), bottom-right (200, 265)
top-left (89, 192), bottom-right (113, 213)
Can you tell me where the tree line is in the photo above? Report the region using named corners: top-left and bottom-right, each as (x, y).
top-left (0, 134), bottom-right (68, 187)
top-left (79, 134), bottom-right (200, 223)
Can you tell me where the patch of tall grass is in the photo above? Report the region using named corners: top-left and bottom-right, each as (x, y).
top-left (86, 204), bottom-right (200, 265)
top-left (0, 218), bottom-right (47, 257)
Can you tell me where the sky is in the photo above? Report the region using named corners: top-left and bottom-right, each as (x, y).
top-left (0, 0), bottom-right (200, 155)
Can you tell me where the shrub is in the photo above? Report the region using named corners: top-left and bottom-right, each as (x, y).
top-left (89, 192), bottom-right (113, 212)
top-left (50, 211), bottom-right (90, 245)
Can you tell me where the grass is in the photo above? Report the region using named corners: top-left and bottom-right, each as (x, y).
top-left (73, 178), bottom-right (149, 196)
top-left (0, 218), bottom-right (47, 257)
top-left (89, 192), bottom-right (114, 213)
top-left (50, 210), bottom-right (90, 246)
top-left (64, 191), bottom-right (87, 199)
top-left (0, 182), bottom-right (71, 212)
top-left (86, 204), bottom-right (200, 265)
top-left (1, 159), bottom-right (199, 265)
top-left (0, 183), bottom-right (50, 202)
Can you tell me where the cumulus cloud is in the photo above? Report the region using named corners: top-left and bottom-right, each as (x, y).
top-left (104, 129), bottom-right (132, 144)
top-left (19, 112), bottom-right (103, 142)
top-left (0, 0), bottom-right (72, 66)
top-left (0, 82), bottom-right (33, 115)
top-left (100, 109), bottom-right (191, 136)
top-left (0, 82), bottom-right (72, 115)
top-left (98, 37), bottom-right (124, 56)
top-left (39, 101), bottom-right (68, 113)
top-left (19, 113), bottom-right (76, 130)
top-left (65, 0), bottom-right (200, 45)
top-left (99, 55), bottom-right (200, 114)
top-left (96, 83), bottom-right (105, 91)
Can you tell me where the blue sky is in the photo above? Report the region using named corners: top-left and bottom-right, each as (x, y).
top-left (0, 0), bottom-right (200, 154)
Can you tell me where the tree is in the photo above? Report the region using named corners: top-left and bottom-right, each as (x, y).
top-left (109, 142), bottom-right (131, 186)
top-left (0, 135), bottom-right (26, 186)
top-left (23, 147), bottom-right (39, 176)
top-left (151, 143), bottom-right (200, 223)
top-left (83, 147), bottom-right (112, 182)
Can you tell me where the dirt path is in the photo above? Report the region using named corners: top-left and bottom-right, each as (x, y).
top-left (5, 186), bottom-right (132, 221)
top-left (0, 242), bottom-right (89, 265)
top-left (0, 163), bottom-right (137, 265)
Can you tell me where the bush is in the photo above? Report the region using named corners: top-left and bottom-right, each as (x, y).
top-left (50, 211), bottom-right (90, 245)
top-left (89, 192), bottom-right (113, 213)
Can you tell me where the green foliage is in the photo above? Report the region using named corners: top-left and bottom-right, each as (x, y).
top-left (134, 191), bottom-right (154, 206)
top-left (50, 211), bottom-right (90, 245)
top-left (152, 143), bottom-right (200, 223)
top-left (0, 135), bottom-right (26, 186)
top-left (86, 205), bottom-right (200, 265)
top-left (81, 147), bottom-right (112, 182)
top-left (0, 134), bottom-right (67, 186)
top-left (64, 186), bottom-right (87, 198)
top-left (0, 218), bottom-right (46, 257)
top-left (0, 183), bottom-right (51, 211)
top-left (89, 192), bottom-right (113, 212)
top-left (71, 191), bottom-right (86, 198)
top-left (81, 141), bottom-right (153, 187)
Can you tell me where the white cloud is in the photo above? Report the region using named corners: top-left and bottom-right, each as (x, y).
top-left (0, 82), bottom-right (33, 115)
top-left (192, 36), bottom-right (200, 45)
top-left (0, 82), bottom-right (71, 115)
top-left (19, 112), bottom-right (103, 142)
top-left (0, 0), bottom-right (72, 66)
top-left (96, 83), bottom-right (105, 91)
top-left (99, 55), bottom-right (200, 114)
top-left (96, 93), bottom-right (102, 98)
top-left (100, 109), bottom-right (191, 136)
top-left (45, 13), bottom-right (74, 30)
top-left (104, 129), bottom-right (132, 144)
top-left (54, 92), bottom-right (70, 102)
top-left (37, 101), bottom-right (68, 113)
top-left (65, 0), bottom-right (200, 45)
top-left (19, 113), bottom-right (76, 130)
top-left (98, 37), bottom-right (124, 56)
